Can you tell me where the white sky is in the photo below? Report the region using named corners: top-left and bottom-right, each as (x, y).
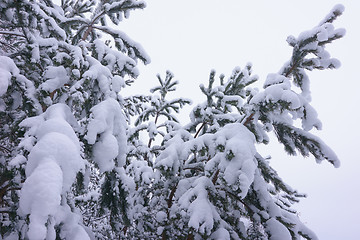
top-left (120, 1), bottom-right (360, 239)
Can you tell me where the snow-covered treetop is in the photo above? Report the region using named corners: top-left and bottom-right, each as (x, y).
top-left (150, 6), bottom-right (344, 238)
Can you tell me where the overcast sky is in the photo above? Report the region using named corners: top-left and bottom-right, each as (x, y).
top-left (120, 1), bottom-right (360, 239)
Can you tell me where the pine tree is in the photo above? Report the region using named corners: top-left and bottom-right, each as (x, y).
top-left (143, 4), bottom-right (345, 240)
top-left (0, 1), bottom-right (344, 240)
top-left (0, 0), bottom-right (149, 239)
top-left (120, 70), bottom-right (190, 238)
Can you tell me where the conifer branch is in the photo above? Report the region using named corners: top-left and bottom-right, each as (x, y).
top-left (0, 184), bottom-right (11, 204)
top-left (211, 169), bottom-right (220, 185)
top-left (183, 166), bottom-right (203, 172)
top-left (0, 210), bottom-right (12, 214)
top-left (81, 10), bottom-right (106, 41)
top-left (221, 188), bottom-right (254, 214)
top-left (285, 58), bottom-right (301, 78)
top-left (0, 31), bottom-right (25, 38)
top-left (81, 5), bottom-right (145, 41)
top-left (0, 145), bottom-right (11, 153)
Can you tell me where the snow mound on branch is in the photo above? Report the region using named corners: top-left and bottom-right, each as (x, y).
top-left (0, 56), bottom-right (19, 96)
top-left (40, 66), bottom-right (70, 92)
top-left (21, 104), bottom-right (84, 191)
top-left (178, 177), bottom-right (220, 235)
top-left (93, 133), bottom-right (119, 171)
top-left (251, 73), bottom-right (322, 131)
top-left (35, 118), bottom-right (80, 151)
top-left (210, 227), bottom-right (230, 240)
top-left (25, 132), bottom-right (83, 190)
top-left (155, 133), bottom-right (184, 173)
top-left (20, 160), bottom-right (63, 240)
top-left (159, 123), bottom-right (257, 235)
top-left (83, 55), bottom-right (113, 97)
top-left (19, 104), bottom-right (86, 240)
top-left (252, 74), bottom-right (301, 109)
top-left (266, 218), bottom-right (292, 240)
top-left (85, 98), bottom-right (127, 172)
top-left (206, 123), bottom-right (257, 198)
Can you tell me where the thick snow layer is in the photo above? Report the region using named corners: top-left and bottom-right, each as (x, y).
top-left (26, 132), bottom-right (83, 190)
top-left (263, 73), bottom-right (287, 88)
top-left (92, 133), bottom-right (118, 171)
top-left (44, 103), bottom-right (79, 127)
top-left (55, 205), bottom-right (91, 240)
top-left (41, 66), bottom-right (69, 92)
top-left (178, 176), bottom-right (220, 234)
top-left (36, 118), bottom-right (80, 151)
top-left (111, 75), bottom-right (125, 92)
top-left (0, 56), bottom-right (19, 96)
top-left (19, 104), bottom-right (86, 239)
top-left (83, 55), bottom-right (112, 97)
top-left (0, 66), bottom-right (10, 96)
top-left (9, 154), bottom-right (26, 167)
top-left (252, 75), bottom-right (302, 110)
top-left (86, 98), bottom-right (122, 143)
top-left (216, 123), bottom-right (256, 198)
top-left (155, 132), bottom-right (184, 173)
top-left (266, 218), bottom-right (292, 240)
top-left (202, 123), bottom-right (257, 198)
top-left (20, 160), bottom-right (63, 240)
top-left (301, 103), bottom-right (322, 131)
top-left (22, 104), bottom-right (84, 191)
top-left (85, 98), bottom-right (127, 171)
top-left (155, 211), bottom-right (167, 223)
top-left (210, 228), bottom-right (230, 240)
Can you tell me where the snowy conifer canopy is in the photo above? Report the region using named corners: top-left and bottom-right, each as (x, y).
top-left (0, 1), bottom-right (344, 240)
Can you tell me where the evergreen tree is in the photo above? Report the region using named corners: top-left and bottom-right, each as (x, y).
top-left (141, 5), bottom-right (345, 240)
top-left (0, 1), bottom-right (344, 240)
top-left (0, 0), bottom-right (149, 239)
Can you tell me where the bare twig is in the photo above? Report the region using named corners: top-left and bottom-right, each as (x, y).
top-left (243, 112), bottom-right (254, 126)
top-left (212, 169), bottom-right (220, 185)
top-left (194, 122), bottom-right (206, 138)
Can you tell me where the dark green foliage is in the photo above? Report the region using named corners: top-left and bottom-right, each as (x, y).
top-left (247, 222), bottom-right (267, 240)
top-left (99, 170), bottom-right (130, 232)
